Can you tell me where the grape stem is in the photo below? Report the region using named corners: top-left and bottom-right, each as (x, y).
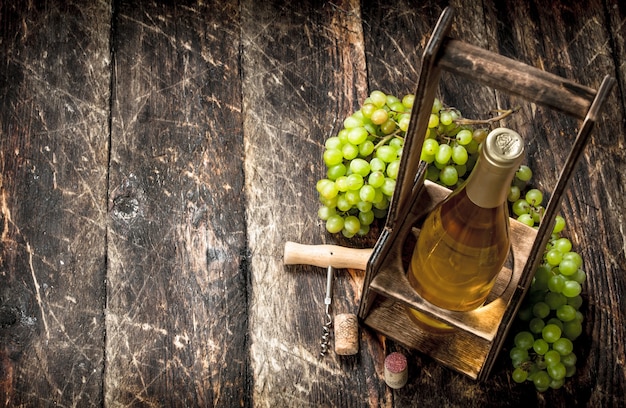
top-left (373, 132), bottom-right (403, 150)
top-left (454, 106), bottom-right (520, 125)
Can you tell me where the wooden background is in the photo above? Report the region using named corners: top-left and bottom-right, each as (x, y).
top-left (1, 0), bottom-right (624, 406)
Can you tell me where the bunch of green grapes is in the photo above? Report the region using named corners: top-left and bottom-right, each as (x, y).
top-left (507, 171), bottom-right (585, 391)
top-left (317, 91), bottom-right (481, 237)
top-left (317, 90), bottom-right (587, 392)
top-left (316, 90), bottom-right (412, 237)
top-left (420, 98), bottom-right (482, 187)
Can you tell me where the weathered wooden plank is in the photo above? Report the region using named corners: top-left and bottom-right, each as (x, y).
top-left (0, 0), bottom-right (111, 406)
top-left (363, 0), bottom-right (625, 407)
top-left (106, 1), bottom-right (248, 406)
top-left (241, 0), bottom-right (391, 406)
top-left (486, 1), bottom-right (625, 407)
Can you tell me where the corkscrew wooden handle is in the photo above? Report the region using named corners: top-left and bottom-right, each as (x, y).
top-left (283, 241), bottom-right (373, 270)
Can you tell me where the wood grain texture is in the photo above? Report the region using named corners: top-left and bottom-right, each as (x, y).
top-left (0, 0), bottom-right (624, 406)
top-left (363, 1), bottom-right (625, 407)
top-left (241, 0), bottom-right (390, 406)
top-left (106, 1), bottom-right (248, 406)
top-left (0, 0), bottom-right (111, 406)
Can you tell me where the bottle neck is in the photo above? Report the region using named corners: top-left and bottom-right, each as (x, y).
top-left (465, 159), bottom-right (516, 208)
top-left (465, 127), bottom-right (525, 208)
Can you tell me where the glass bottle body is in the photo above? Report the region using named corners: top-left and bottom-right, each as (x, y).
top-left (408, 186), bottom-right (511, 312)
top-left (406, 127), bottom-right (524, 330)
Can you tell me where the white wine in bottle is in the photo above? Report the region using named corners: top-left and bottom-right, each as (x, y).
top-left (408, 128), bottom-right (525, 329)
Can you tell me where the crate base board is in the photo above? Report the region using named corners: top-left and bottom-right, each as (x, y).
top-left (364, 297), bottom-right (492, 379)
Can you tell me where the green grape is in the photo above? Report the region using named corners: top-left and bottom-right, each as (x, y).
top-left (335, 176), bottom-right (349, 192)
top-left (533, 370), bottom-right (552, 391)
top-left (370, 108), bottom-right (389, 125)
top-left (554, 237), bottom-right (572, 253)
top-left (389, 101), bottom-right (405, 113)
top-left (556, 304), bottom-right (577, 322)
top-left (346, 174), bottom-right (364, 191)
top-left (508, 185), bottom-right (521, 202)
top-left (327, 163), bottom-right (347, 180)
top-left (348, 127), bottom-right (369, 145)
top-left (561, 352), bottom-right (577, 367)
top-left (368, 171), bottom-right (385, 188)
top-left (343, 215), bottom-right (361, 235)
top-left (545, 249), bottom-right (563, 266)
top-left (386, 94), bottom-right (400, 105)
top-left (431, 98), bottom-right (443, 113)
top-left (402, 94), bottom-right (415, 109)
top-left (387, 160), bottom-right (400, 179)
top-left (358, 210), bottom-right (375, 226)
top-left (533, 338), bottom-right (550, 355)
top-left (376, 145), bottom-right (398, 163)
top-left (381, 178), bottom-right (396, 197)
top-left (558, 259), bottom-right (578, 276)
top-left (423, 138), bottom-right (439, 155)
top-left (514, 331), bottom-right (535, 350)
top-left (562, 280), bottom-right (581, 298)
top-left (380, 119), bottom-right (397, 134)
top-left (532, 302), bottom-right (550, 319)
top-left (361, 102), bottom-right (377, 118)
top-left (516, 165), bottom-right (533, 182)
top-left (529, 317), bottom-right (545, 334)
top-left (546, 317), bottom-right (564, 331)
top-left (369, 90), bottom-right (387, 107)
top-left (544, 292), bottom-right (567, 310)
top-left (512, 367), bottom-right (528, 383)
top-left (336, 194), bottom-right (351, 212)
top-left (398, 113), bottom-right (411, 132)
top-left (359, 185), bottom-right (376, 203)
top-left (553, 215), bottom-right (566, 233)
top-left (542, 324), bottom-right (562, 343)
top-left (435, 144), bottom-right (453, 164)
top-left (317, 206), bottom-right (336, 221)
top-left (343, 115), bottom-right (363, 129)
top-left (350, 158), bottom-right (371, 177)
top-left (548, 274), bottom-right (566, 293)
top-left (456, 129), bottom-right (473, 145)
top-left (517, 213), bottom-right (535, 227)
top-left (439, 165), bottom-right (458, 186)
top-left (562, 320), bottom-right (583, 340)
top-left (357, 224), bottom-right (370, 236)
top-left (325, 136), bottom-right (342, 150)
top-left (323, 148), bottom-right (344, 166)
top-left (325, 214), bottom-right (344, 234)
top-left (547, 363), bottom-right (567, 381)
top-left (440, 110), bottom-right (453, 126)
top-left (509, 347), bottom-right (529, 364)
top-left (359, 140), bottom-right (375, 157)
top-left (428, 113), bottom-right (439, 128)
top-left (342, 143), bottom-right (359, 160)
top-left (563, 251), bottom-right (583, 267)
top-left (512, 199), bottom-right (531, 216)
top-left (567, 295), bottom-right (583, 309)
top-left (344, 190), bottom-right (360, 206)
top-left (451, 145), bottom-right (469, 165)
top-left (525, 188), bottom-right (544, 206)
top-left (370, 157), bottom-right (386, 173)
top-left (553, 338), bottom-right (574, 356)
top-left (544, 350), bottom-right (561, 366)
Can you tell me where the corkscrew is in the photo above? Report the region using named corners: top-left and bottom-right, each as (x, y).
top-left (319, 265), bottom-right (335, 358)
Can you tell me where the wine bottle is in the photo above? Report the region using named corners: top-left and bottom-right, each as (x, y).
top-left (407, 127), bottom-right (525, 329)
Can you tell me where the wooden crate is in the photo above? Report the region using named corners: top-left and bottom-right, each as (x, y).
top-left (357, 7), bottom-right (615, 381)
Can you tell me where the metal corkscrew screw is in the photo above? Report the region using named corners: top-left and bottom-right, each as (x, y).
top-left (319, 265), bottom-right (335, 358)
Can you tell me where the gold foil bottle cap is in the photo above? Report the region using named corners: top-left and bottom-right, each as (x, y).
top-left (482, 127), bottom-right (525, 170)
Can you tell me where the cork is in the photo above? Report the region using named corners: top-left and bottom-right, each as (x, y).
top-left (334, 313), bottom-right (359, 355)
top-left (384, 352), bottom-right (408, 389)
